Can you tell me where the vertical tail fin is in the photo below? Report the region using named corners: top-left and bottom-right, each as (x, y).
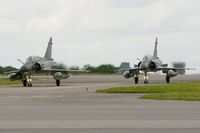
top-left (153, 37), bottom-right (158, 58)
top-left (44, 37), bottom-right (53, 60)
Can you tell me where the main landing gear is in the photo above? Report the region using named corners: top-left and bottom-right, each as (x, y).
top-left (134, 75), bottom-right (139, 84)
top-left (56, 80), bottom-right (60, 86)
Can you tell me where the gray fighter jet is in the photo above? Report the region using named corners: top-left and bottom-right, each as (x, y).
top-left (121, 38), bottom-right (192, 84)
top-left (7, 37), bottom-right (85, 87)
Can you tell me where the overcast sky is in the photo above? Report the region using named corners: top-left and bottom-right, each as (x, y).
top-left (0, 0), bottom-right (199, 73)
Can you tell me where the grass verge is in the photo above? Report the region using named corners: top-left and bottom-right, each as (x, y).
top-left (0, 78), bottom-right (21, 85)
top-left (97, 82), bottom-right (200, 101)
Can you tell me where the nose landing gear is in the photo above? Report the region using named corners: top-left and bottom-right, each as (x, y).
top-left (144, 73), bottom-right (148, 85)
top-left (22, 73), bottom-right (32, 87)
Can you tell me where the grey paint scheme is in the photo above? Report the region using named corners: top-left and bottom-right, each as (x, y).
top-left (7, 37), bottom-right (84, 87)
top-left (121, 38), bottom-right (191, 84)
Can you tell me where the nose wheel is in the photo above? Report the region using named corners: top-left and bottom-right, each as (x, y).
top-left (144, 73), bottom-right (148, 85)
top-left (144, 80), bottom-right (148, 84)
top-left (27, 79), bottom-right (32, 87)
top-left (22, 73), bottom-right (32, 87)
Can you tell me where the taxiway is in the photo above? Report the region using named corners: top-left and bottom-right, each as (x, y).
top-left (0, 74), bottom-right (200, 133)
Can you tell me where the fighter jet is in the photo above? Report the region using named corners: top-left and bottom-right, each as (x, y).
top-left (120, 38), bottom-right (193, 84)
top-left (7, 37), bottom-right (86, 87)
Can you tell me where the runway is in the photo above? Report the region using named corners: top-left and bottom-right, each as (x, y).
top-left (0, 74), bottom-right (200, 133)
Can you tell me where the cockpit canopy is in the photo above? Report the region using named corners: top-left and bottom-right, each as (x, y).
top-left (142, 55), bottom-right (153, 62)
top-left (26, 56), bottom-right (42, 63)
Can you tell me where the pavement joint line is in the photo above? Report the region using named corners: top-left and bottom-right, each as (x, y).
top-left (0, 120), bottom-right (200, 128)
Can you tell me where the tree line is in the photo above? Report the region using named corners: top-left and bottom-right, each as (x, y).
top-left (0, 66), bottom-right (18, 74)
top-left (58, 64), bottom-right (119, 74)
top-left (0, 64), bottom-right (119, 74)
top-left (83, 64), bottom-right (119, 74)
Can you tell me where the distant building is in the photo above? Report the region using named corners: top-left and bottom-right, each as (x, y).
top-left (172, 62), bottom-right (186, 74)
top-left (119, 62), bottom-right (130, 70)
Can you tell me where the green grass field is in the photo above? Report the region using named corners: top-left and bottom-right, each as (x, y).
top-left (97, 82), bottom-right (200, 101)
top-left (0, 78), bottom-right (21, 85)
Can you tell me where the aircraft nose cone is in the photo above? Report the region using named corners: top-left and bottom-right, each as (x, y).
top-left (141, 63), bottom-right (147, 69)
top-left (140, 64), bottom-right (145, 68)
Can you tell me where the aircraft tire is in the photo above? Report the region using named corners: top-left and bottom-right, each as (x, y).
top-left (28, 82), bottom-right (32, 87)
top-left (135, 77), bottom-right (139, 84)
top-left (166, 76), bottom-right (170, 83)
top-left (144, 80), bottom-right (148, 84)
top-left (23, 80), bottom-right (27, 87)
top-left (56, 80), bottom-right (60, 86)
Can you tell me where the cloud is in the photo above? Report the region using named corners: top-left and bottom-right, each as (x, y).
top-left (106, 0), bottom-right (157, 8)
top-left (0, 0), bottom-right (199, 73)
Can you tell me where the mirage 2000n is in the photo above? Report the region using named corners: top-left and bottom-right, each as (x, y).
top-left (120, 38), bottom-right (193, 84)
top-left (7, 37), bottom-right (86, 87)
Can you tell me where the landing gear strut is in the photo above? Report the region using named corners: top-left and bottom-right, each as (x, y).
top-left (22, 73), bottom-right (32, 87)
top-left (144, 72), bottom-right (148, 84)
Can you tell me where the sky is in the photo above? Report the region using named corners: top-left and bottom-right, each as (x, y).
top-left (0, 0), bottom-right (200, 73)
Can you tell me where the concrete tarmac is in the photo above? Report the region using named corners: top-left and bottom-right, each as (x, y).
top-left (0, 74), bottom-right (200, 133)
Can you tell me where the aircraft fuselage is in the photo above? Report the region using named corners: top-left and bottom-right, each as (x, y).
top-left (139, 55), bottom-right (163, 72)
top-left (21, 56), bottom-right (58, 72)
